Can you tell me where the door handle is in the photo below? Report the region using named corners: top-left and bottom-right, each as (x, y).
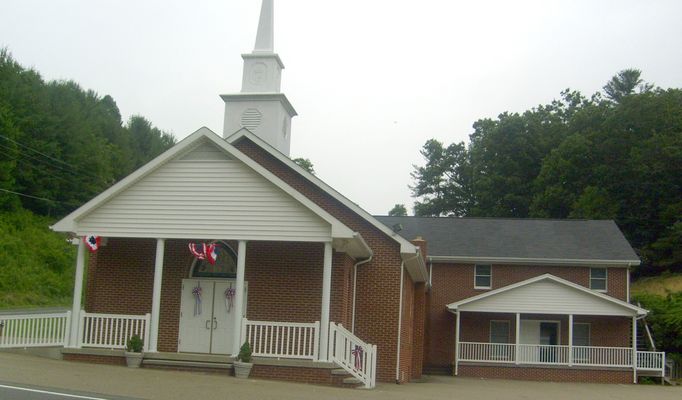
top-left (205, 320), bottom-right (211, 330)
top-left (212, 317), bottom-right (218, 330)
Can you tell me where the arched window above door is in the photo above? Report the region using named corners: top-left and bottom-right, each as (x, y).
top-left (191, 241), bottom-right (237, 278)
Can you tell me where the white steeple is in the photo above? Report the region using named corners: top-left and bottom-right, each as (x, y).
top-left (221, 0), bottom-right (297, 156)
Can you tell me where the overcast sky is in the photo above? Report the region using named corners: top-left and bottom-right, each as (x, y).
top-left (2, 0), bottom-right (682, 215)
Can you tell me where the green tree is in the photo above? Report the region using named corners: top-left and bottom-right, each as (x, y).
top-left (603, 68), bottom-right (652, 103)
top-left (388, 204), bottom-right (407, 216)
top-left (292, 157), bottom-right (314, 174)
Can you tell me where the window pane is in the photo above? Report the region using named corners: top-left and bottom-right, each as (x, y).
top-left (590, 278), bottom-right (606, 291)
top-left (590, 268), bottom-right (606, 279)
top-left (476, 264), bottom-right (491, 275)
top-left (490, 321), bottom-right (509, 343)
top-left (475, 275), bottom-right (491, 288)
top-left (573, 324), bottom-right (590, 346)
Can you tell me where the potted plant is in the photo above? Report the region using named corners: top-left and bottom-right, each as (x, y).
top-left (233, 341), bottom-right (253, 378)
top-left (125, 334), bottom-right (144, 368)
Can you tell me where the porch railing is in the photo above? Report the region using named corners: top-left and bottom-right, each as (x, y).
top-left (0, 311), bottom-right (71, 348)
top-left (242, 318), bottom-right (320, 360)
top-left (328, 322), bottom-right (377, 389)
top-left (78, 311), bottom-right (150, 351)
top-left (459, 342), bottom-right (651, 369)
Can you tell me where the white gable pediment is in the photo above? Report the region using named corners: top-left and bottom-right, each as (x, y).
top-left (449, 275), bottom-right (645, 317)
top-left (52, 130), bottom-right (355, 243)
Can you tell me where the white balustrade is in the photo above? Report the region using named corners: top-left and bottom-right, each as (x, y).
top-left (0, 312), bottom-right (71, 348)
top-left (242, 319), bottom-right (320, 360)
top-left (328, 322), bottom-right (377, 388)
top-left (458, 342), bottom-right (658, 370)
top-left (79, 311), bottom-right (150, 351)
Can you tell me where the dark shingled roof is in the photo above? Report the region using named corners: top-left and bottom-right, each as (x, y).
top-left (373, 217), bottom-right (639, 263)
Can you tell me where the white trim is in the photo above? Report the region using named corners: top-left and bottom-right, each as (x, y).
top-left (68, 240), bottom-right (86, 348)
top-left (474, 264), bottom-right (492, 290)
top-left (149, 238), bottom-right (165, 353)
top-left (232, 240), bottom-right (247, 356)
top-left (447, 274), bottom-right (647, 316)
top-left (225, 128), bottom-right (428, 281)
top-left (590, 267), bottom-right (608, 292)
top-left (428, 255), bottom-right (639, 267)
top-left (318, 242), bottom-right (333, 361)
top-left (395, 261), bottom-right (405, 382)
top-left (51, 127), bottom-right (356, 241)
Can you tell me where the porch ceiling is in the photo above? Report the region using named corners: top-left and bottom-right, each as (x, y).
top-left (447, 274), bottom-right (646, 317)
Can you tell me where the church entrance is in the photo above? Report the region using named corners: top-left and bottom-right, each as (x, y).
top-left (177, 279), bottom-right (247, 354)
top-left (177, 241), bottom-right (246, 354)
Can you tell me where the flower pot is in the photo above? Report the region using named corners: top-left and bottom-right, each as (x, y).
top-left (125, 351), bottom-right (143, 368)
top-left (233, 361), bottom-right (253, 378)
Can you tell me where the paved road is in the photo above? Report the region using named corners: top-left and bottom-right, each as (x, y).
top-left (0, 382), bottom-right (137, 400)
top-left (0, 352), bottom-right (679, 400)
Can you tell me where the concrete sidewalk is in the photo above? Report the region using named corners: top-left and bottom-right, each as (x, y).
top-left (0, 352), bottom-right (679, 400)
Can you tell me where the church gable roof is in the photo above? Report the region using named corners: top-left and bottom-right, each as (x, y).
top-left (51, 127), bottom-right (357, 243)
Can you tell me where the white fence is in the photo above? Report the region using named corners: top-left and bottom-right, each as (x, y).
top-left (459, 342), bottom-right (660, 370)
top-left (78, 312), bottom-right (150, 351)
top-left (242, 319), bottom-right (320, 360)
top-left (0, 311), bottom-right (71, 348)
top-left (328, 322), bottom-right (377, 389)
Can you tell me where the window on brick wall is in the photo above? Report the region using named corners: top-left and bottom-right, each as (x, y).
top-left (572, 323), bottom-right (590, 346)
top-left (490, 320), bottom-right (510, 343)
top-left (474, 264), bottom-right (492, 289)
top-left (191, 241), bottom-right (238, 278)
top-left (589, 268), bottom-right (607, 292)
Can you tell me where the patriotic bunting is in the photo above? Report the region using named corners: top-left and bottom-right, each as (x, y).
top-left (188, 243), bottom-right (218, 265)
top-left (84, 235), bottom-right (101, 253)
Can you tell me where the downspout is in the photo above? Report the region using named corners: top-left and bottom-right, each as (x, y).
top-left (351, 255), bottom-right (373, 333)
top-left (395, 261), bottom-right (405, 383)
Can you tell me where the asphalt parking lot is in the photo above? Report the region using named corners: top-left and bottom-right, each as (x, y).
top-left (0, 352), bottom-right (678, 400)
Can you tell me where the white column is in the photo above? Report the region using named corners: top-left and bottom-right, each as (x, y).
top-left (68, 239), bottom-right (86, 347)
top-left (454, 311), bottom-right (460, 375)
top-left (632, 316), bottom-right (638, 383)
top-left (148, 238), bottom-right (165, 353)
top-left (568, 314), bottom-right (574, 366)
top-left (232, 240), bottom-right (247, 356)
top-left (318, 242), bottom-right (333, 361)
top-left (515, 313), bottom-right (520, 364)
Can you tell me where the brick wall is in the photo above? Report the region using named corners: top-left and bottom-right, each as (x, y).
top-left (426, 263), bottom-right (631, 368)
top-left (458, 364), bottom-right (632, 384)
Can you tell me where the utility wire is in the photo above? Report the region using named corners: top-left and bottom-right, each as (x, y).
top-left (0, 133), bottom-right (81, 170)
top-left (0, 142), bottom-right (98, 180)
top-left (0, 188), bottom-right (56, 203)
top-left (0, 149), bottom-right (80, 185)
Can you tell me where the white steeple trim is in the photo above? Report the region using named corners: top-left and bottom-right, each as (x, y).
top-left (253, 0), bottom-right (274, 53)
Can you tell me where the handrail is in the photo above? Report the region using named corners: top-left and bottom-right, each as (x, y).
top-left (242, 318), bottom-right (320, 360)
top-left (328, 322), bottom-right (377, 388)
top-left (79, 311), bottom-right (150, 351)
top-left (0, 311), bottom-right (71, 348)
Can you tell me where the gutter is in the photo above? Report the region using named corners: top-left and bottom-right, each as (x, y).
top-left (428, 255), bottom-right (639, 267)
top-left (395, 261), bottom-right (405, 384)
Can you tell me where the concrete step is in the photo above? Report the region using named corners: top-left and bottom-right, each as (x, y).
top-left (143, 358), bottom-right (233, 370)
top-left (342, 376), bottom-right (363, 385)
top-left (331, 368), bottom-right (351, 376)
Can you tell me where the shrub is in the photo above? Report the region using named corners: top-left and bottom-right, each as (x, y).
top-left (237, 341), bottom-right (252, 363)
top-left (126, 334), bottom-right (144, 353)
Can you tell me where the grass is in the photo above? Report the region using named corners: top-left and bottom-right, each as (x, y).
top-left (631, 272), bottom-right (682, 297)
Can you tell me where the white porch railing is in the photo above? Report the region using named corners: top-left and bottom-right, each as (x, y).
top-left (459, 342), bottom-right (643, 368)
top-left (637, 351), bottom-right (666, 373)
top-left (78, 311), bottom-right (150, 351)
top-left (0, 311), bottom-right (71, 348)
top-left (242, 319), bottom-right (320, 360)
top-left (328, 322), bottom-right (377, 389)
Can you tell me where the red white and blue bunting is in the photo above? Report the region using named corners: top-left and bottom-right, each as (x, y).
top-left (188, 243), bottom-right (218, 265)
top-left (192, 284), bottom-right (202, 316)
top-left (224, 287), bottom-right (236, 313)
top-left (83, 235), bottom-right (101, 253)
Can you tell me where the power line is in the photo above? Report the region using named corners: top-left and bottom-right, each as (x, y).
top-left (0, 133), bottom-right (80, 170)
top-left (0, 149), bottom-right (80, 185)
top-left (0, 142), bottom-right (98, 180)
top-left (0, 188), bottom-right (55, 203)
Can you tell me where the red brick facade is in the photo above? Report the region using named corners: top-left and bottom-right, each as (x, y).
top-left (458, 364), bottom-right (632, 384)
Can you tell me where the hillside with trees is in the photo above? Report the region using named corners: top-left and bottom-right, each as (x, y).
top-left (0, 49), bottom-right (175, 307)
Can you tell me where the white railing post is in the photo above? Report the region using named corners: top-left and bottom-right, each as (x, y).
top-left (232, 240), bottom-right (247, 356)
top-left (632, 316), bottom-right (637, 383)
top-left (241, 317), bottom-right (248, 353)
top-left (455, 311), bottom-right (461, 375)
top-left (515, 313), bottom-right (520, 365)
top-left (318, 242), bottom-right (332, 361)
top-left (312, 321), bottom-right (320, 361)
top-left (568, 314), bottom-right (573, 367)
top-left (77, 310), bottom-right (85, 348)
top-left (143, 313), bottom-right (151, 352)
top-left (63, 311), bottom-right (72, 347)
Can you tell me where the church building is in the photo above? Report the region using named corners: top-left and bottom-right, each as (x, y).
top-left (48, 0), bottom-right (664, 388)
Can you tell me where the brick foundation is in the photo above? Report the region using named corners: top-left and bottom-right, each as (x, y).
top-left (63, 353), bottom-right (126, 366)
top-left (458, 364), bottom-right (633, 384)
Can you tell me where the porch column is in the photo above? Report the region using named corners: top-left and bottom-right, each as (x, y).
top-left (232, 240), bottom-right (247, 356)
top-left (148, 238), bottom-right (165, 353)
top-left (632, 316), bottom-right (637, 383)
top-left (515, 313), bottom-right (520, 364)
top-left (454, 311), bottom-right (460, 375)
top-left (318, 242), bottom-right (333, 361)
top-left (68, 239), bottom-right (86, 347)
top-left (568, 314), bottom-right (573, 366)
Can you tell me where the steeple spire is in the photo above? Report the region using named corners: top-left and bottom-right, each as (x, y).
top-left (221, 0), bottom-right (297, 156)
top-left (253, 0), bottom-right (274, 53)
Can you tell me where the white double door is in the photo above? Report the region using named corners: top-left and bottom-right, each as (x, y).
top-left (178, 279), bottom-right (247, 355)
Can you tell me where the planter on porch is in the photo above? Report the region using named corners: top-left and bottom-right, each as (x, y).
top-left (234, 342), bottom-right (253, 378)
top-left (124, 351), bottom-right (144, 368)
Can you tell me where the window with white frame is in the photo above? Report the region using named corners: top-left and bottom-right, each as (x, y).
top-left (475, 264), bottom-right (492, 289)
top-left (589, 268), bottom-right (607, 291)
